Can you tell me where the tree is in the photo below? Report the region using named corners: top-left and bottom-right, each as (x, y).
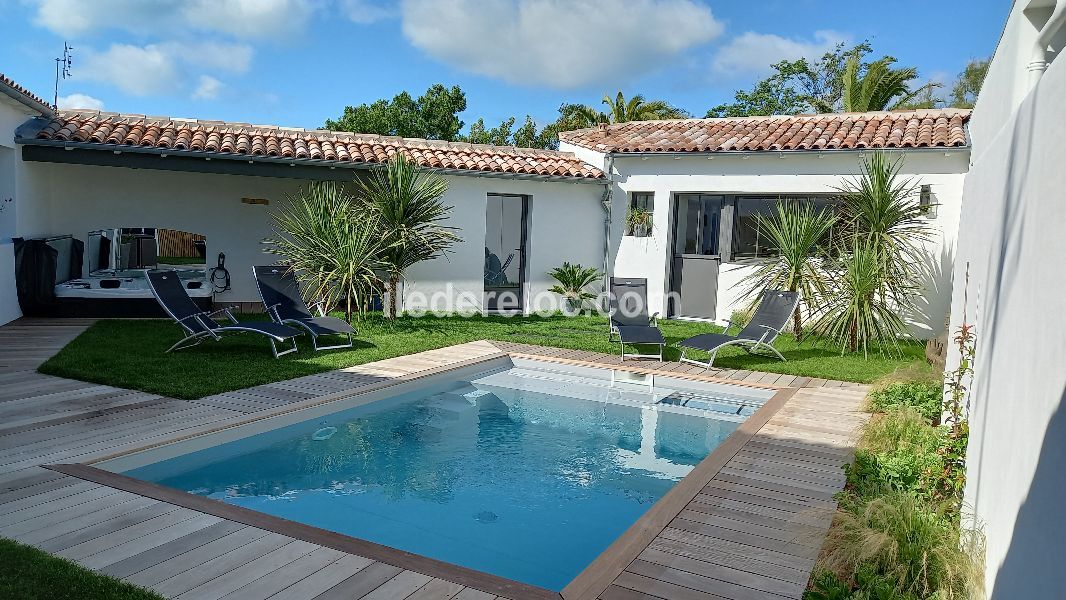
top-left (708, 42), bottom-right (872, 117)
top-left (600, 92), bottom-right (689, 123)
top-left (840, 55), bottom-right (940, 112)
top-left (263, 182), bottom-right (388, 322)
top-left (738, 202), bottom-right (837, 340)
top-left (356, 154), bottom-right (460, 319)
top-left (325, 84), bottom-right (467, 141)
top-left (459, 115), bottom-right (559, 150)
top-left (948, 59), bottom-right (989, 109)
top-left (813, 152), bottom-right (934, 355)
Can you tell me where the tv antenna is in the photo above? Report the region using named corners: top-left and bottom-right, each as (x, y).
top-left (54, 42), bottom-right (73, 108)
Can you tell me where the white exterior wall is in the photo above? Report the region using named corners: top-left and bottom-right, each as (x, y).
top-left (17, 160), bottom-right (605, 313)
top-left (563, 145), bottom-right (968, 337)
top-left (0, 97), bottom-right (44, 326)
top-left (951, 2), bottom-right (1066, 597)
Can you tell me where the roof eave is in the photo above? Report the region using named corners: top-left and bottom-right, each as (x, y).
top-left (0, 81), bottom-right (53, 116)
top-left (16, 137), bottom-right (606, 184)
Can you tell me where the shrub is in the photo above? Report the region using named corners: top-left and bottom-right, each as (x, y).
top-left (847, 407), bottom-right (944, 502)
top-left (869, 382), bottom-right (943, 424)
top-left (819, 491), bottom-right (983, 600)
top-left (728, 307), bottom-right (753, 331)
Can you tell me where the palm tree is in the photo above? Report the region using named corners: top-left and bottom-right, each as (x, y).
top-left (263, 182), bottom-right (387, 323)
top-left (841, 56), bottom-right (940, 112)
top-left (565, 92), bottom-right (688, 129)
top-left (356, 154), bottom-right (460, 319)
top-left (812, 239), bottom-right (908, 356)
top-left (737, 202), bottom-right (837, 340)
top-left (837, 152), bottom-right (933, 308)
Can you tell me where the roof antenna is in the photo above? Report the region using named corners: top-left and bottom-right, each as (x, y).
top-left (53, 41), bottom-right (73, 109)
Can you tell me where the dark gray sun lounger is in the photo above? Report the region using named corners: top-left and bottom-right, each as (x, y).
top-left (609, 277), bottom-right (665, 360)
top-left (677, 289), bottom-right (799, 368)
top-left (253, 265), bottom-right (356, 351)
top-left (147, 270), bottom-right (300, 358)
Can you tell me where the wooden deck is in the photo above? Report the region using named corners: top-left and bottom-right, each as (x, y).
top-left (0, 319), bottom-right (869, 600)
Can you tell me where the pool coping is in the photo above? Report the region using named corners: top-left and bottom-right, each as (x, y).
top-left (45, 348), bottom-right (797, 600)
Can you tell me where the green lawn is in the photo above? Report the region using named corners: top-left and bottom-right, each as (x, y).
top-left (0, 538), bottom-right (163, 600)
top-left (39, 313), bottom-right (925, 400)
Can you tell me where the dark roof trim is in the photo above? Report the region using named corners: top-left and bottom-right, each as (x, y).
top-left (18, 137), bottom-right (607, 185)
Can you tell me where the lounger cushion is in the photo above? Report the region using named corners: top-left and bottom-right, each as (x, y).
top-left (678, 332), bottom-right (742, 351)
top-left (294, 316), bottom-right (356, 336)
top-left (615, 325), bottom-right (666, 345)
top-left (220, 320), bottom-right (300, 340)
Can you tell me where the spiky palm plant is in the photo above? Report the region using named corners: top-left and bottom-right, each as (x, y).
top-left (841, 55), bottom-right (940, 112)
top-left (813, 240), bottom-right (909, 356)
top-left (356, 154), bottom-right (460, 319)
top-left (738, 202), bottom-right (837, 340)
top-left (601, 91), bottom-right (688, 122)
top-left (263, 182), bottom-right (388, 322)
top-left (548, 262), bottom-right (602, 313)
top-left (838, 152), bottom-right (933, 309)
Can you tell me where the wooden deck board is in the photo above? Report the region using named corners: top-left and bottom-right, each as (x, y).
top-left (0, 321), bottom-right (869, 600)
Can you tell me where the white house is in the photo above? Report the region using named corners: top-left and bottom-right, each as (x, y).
top-left (561, 111), bottom-right (970, 336)
top-left (948, 1), bottom-right (1066, 597)
top-left (0, 72), bottom-right (969, 339)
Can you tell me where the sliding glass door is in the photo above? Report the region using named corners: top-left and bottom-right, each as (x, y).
top-left (669, 194), bottom-right (722, 319)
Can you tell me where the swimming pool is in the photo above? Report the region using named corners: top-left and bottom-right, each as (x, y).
top-left (99, 357), bottom-right (774, 591)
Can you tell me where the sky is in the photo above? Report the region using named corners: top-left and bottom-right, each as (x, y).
top-left (0, 0), bottom-right (1010, 134)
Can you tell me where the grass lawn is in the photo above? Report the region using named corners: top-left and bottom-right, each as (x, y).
top-left (39, 313), bottom-right (926, 400)
top-left (0, 537), bottom-right (163, 600)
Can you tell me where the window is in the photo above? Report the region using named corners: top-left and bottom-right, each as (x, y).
top-left (732, 195), bottom-right (839, 260)
top-left (627, 192), bottom-right (655, 236)
top-left (674, 194), bottom-right (721, 255)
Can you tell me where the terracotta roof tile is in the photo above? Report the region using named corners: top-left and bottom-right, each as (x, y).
top-left (26, 110), bottom-right (604, 180)
top-left (560, 109), bottom-right (971, 154)
top-left (0, 73), bottom-right (52, 114)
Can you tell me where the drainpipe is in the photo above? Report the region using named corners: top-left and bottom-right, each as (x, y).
top-left (601, 153), bottom-right (615, 307)
top-left (1029, 1), bottom-right (1066, 86)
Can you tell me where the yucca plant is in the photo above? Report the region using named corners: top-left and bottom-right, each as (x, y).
top-left (548, 262), bottom-right (602, 313)
top-left (813, 240), bottom-right (909, 356)
top-left (837, 152), bottom-right (932, 309)
top-left (263, 182), bottom-right (388, 322)
top-left (356, 153), bottom-right (460, 319)
top-left (738, 202), bottom-right (837, 340)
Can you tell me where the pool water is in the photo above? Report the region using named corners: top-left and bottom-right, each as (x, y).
top-left (120, 361), bottom-right (769, 590)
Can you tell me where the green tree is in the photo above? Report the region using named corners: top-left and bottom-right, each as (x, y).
top-left (462, 117), bottom-right (515, 146)
top-left (600, 91), bottom-right (688, 123)
top-left (325, 84), bottom-right (467, 141)
top-left (459, 115), bottom-right (559, 150)
top-left (708, 42), bottom-right (872, 117)
top-left (948, 58), bottom-right (989, 109)
top-left (356, 154), bottom-right (460, 319)
top-left (263, 182), bottom-right (388, 322)
top-left (841, 55), bottom-right (940, 112)
top-left (737, 202), bottom-right (837, 340)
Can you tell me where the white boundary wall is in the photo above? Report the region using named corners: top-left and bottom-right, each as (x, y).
top-left (952, 2), bottom-right (1066, 596)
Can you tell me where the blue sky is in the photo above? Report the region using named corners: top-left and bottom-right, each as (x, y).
top-left (0, 1), bottom-right (1009, 133)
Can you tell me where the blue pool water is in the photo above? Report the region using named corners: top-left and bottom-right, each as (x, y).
top-left (121, 362), bottom-right (766, 590)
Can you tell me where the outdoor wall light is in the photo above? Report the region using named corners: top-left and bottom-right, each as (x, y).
top-left (919, 184), bottom-right (936, 218)
top-left (241, 197), bottom-right (269, 205)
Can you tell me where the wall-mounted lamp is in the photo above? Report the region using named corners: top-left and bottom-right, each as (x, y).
top-left (919, 184), bottom-right (936, 218)
top-left (241, 197), bottom-right (270, 206)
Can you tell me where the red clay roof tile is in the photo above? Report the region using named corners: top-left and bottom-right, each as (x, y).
top-left (560, 109), bottom-right (970, 154)
top-left (28, 110), bottom-right (604, 180)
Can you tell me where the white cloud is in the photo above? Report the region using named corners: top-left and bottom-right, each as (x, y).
top-left (342, 0), bottom-right (393, 24)
top-left (713, 30), bottom-right (848, 77)
top-left (399, 0), bottom-right (723, 88)
top-left (78, 44), bottom-right (181, 96)
top-left (31, 0), bottom-right (313, 39)
top-left (161, 42), bottom-right (254, 74)
top-left (192, 75), bottom-right (224, 100)
top-left (57, 93), bottom-right (105, 111)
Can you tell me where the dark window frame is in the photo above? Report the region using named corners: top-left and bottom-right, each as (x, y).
top-left (729, 194), bottom-right (841, 263)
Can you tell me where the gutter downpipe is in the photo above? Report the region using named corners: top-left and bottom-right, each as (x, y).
top-left (601, 152), bottom-right (615, 309)
top-left (1029, 0), bottom-right (1066, 86)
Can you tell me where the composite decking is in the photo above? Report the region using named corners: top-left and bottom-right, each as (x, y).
top-left (0, 318), bottom-right (869, 600)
